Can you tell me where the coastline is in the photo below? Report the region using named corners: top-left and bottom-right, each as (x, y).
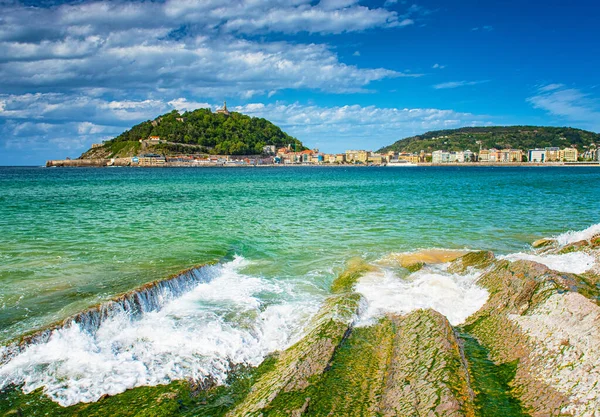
top-left (44, 159), bottom-right (600, 168)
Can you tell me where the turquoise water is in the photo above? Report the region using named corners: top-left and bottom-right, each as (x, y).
top-left (1, 166), bottom-right (599, 406)
top-left (1, 166), bottom-right (599, 343)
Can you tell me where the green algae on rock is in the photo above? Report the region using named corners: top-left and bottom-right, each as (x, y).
top-left (463, 259), bottom-right (600, 416)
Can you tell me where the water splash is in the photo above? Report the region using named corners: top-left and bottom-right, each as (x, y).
top-left (499, 252), bottom-right (596, 274)
top-left (0, 256), bottom-right (322, 406)
top-left (553, 223), bottom-right (600, 246)
top-left (355, 266), bottom-right (488, 327)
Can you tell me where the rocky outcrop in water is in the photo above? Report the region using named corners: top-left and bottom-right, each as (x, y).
top-left (2, 233), bottom-right (600, 417)
top-left (460, 240), bottom-right (600, 416)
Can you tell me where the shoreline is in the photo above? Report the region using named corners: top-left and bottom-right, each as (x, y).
top-left (43, 159), bottom-right (600, 168)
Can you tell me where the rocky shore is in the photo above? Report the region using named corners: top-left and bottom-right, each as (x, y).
top-left (1, 231), bottom-right (599, 416)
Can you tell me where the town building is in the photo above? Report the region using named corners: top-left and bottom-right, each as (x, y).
top-left (345, 150), bottom-right (369, 163)
top-left (545, 147), bottom-right (560, 162)
top-left (368, 154), bottom-right (385, 165)
top-left (138, 153), bottom-right (166, 166)
top-left (432, 150), bottom-right (448, 163)
top-left (559, 147), bottom-right (578, 162)
top-left (498, 149), bottom-right (523, 162)
top-left (528, 149), bottom-right (546, 163)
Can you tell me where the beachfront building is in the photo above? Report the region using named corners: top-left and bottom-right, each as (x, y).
top-left (559, 147), bottom-right (578, 162)
top-left (346, 150), bottom-right (369, 163)
top-left (478, 148), bottom-right (500, 162)
top-left (545, 147), bottom-right (560, 162)
top-left (528, 149), bottom-right (546, 163)
top-left (301, 150), bottom-right (314, 163)
top-left (398, 153), bottom-right (420, 163)
top-left (478, 149), bottom-right (490, 162)
top-left (138, 153), bottom-right (166, 166)
top-left (455, 150), bottom-right (475, 163)
top-left (368, 153), bottom-right (386, 165)
top-left (499, 149), bottom-right (524, 162)
top-left (432, 150), bottom-right (451, 163)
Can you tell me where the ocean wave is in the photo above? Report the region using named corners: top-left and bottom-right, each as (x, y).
top-left (553, 223), bottom-right (600, 246)
top-left (355, 266), bottom-right (488, 327)
top-left (0, 256), bottom-right (322, 407)
top-left (499, 252), bottom-right (596, 274)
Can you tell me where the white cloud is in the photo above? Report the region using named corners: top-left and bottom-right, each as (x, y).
top-left (433, 80), bottom-right (489, 89)
top-left (0, 94), bottom-right (493, 156)
top-left (397, 18), bottom-right (414, 27)
top-left (432, 63), bottom-right (446, 69)
top-left (353, 50), bottom-right (361, 56)
top-left (0, 0), bottom-right (432, 100)
top-left (233, 102), bottom-right (492, 151)
top-left (527, 85), bottom-right (600, 131)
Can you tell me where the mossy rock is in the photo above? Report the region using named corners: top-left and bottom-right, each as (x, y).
top-left (448, 251), bottom-right (495, 274)
top-left (330, 258), bottom-right (377, 294)
top-left (531, 238), bottom-right (555, 249)
top-left (405, 261), bottom-right (425, 273)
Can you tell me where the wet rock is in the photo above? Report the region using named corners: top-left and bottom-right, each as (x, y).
top-left (383, 250), bottom-right (468, 271)
top-left (464, 259), bottom-right (600, 416)
top-left (377, 310), bottom-right (476, 417)
top-left (532, 238), bottom-right (556, 249)
top-left (448, 251), bottom-right (495, 274)
top-left (226, 261), bottom-right (366, 417)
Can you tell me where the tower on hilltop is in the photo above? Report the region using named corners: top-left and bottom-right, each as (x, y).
top-left (216, 101), bottom-right (230, 116)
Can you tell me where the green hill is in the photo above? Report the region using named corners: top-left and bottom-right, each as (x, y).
top-left (378, 126), bottom-right (599, 154)
top-left (81, 108), bottom-right (303, 159)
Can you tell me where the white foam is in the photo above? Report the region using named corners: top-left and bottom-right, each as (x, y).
top-left (355, 267), bottom-right (488, 327)
top-left (554, 223), bottom-right (600, 246)
top-left (0, 256), bottom-right (323, 406)
top-left (500, 252), bottom-right (596, 274)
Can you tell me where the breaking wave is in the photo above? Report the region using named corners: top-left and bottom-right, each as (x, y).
top-left (355, 265), bottom-right (489, 327)
top-left (0, 256), bottom-right (322, 406)
top-left (553, 223), bottom-right (600, 246)
top-left (500, 252), bottom-right (596, 274)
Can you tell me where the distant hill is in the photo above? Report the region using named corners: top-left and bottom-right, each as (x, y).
top-left (80, 108), bottom-right (303, 159)
top-left (377, 126), bottom-right (599, 154)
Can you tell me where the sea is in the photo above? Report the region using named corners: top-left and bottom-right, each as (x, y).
top-left (0, 165), bottom-right (599, 406)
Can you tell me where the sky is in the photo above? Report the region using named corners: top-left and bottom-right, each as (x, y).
top-left (0, 0), bottom-right (599, 165)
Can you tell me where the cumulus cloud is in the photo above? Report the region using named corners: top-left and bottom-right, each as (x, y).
top-left (432, 63), bottom-right (446, 69)
top-left (527, 85), bottom-right (600, 131)
top-left (433, 80), bottom-right (489, 89)
top-left (236, 102), bottom-right (492, 150)
top-left (0, 0), bottom-right (424, 97)
top-left (0, 0), bottom-right (435, 163)
top-left (0, 94), bottom-right (493, 158)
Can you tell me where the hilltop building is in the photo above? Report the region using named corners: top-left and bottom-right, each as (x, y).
top-left (216, 101), bottom-right (230, 116)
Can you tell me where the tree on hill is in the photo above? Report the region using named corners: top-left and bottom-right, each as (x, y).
top-left (378, 126), bottom-right (600, 154)
top-left (93, 108), bottom-right (303, 157)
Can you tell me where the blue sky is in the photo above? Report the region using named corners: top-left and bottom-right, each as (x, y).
top-left (1, 0), bottom-right (599, 165)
